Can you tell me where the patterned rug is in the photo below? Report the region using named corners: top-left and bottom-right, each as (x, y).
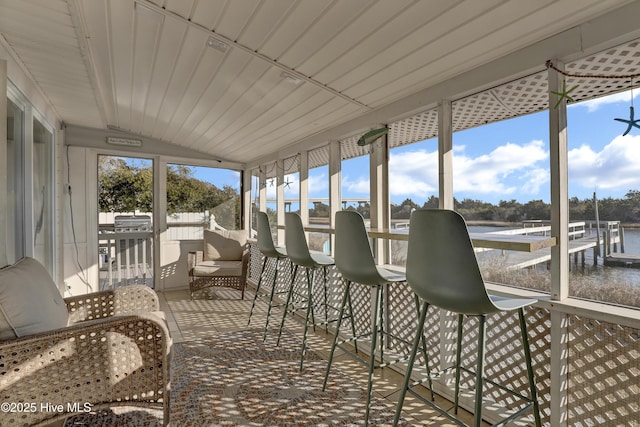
top-left (64, 329), bottom-right (406, 426)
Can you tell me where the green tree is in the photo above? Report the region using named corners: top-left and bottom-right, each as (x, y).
top-left (99, 157), bottom-right (240, 228)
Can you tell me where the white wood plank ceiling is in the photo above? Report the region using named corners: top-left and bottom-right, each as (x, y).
top-left (0, 0), bottom-right (638, 167)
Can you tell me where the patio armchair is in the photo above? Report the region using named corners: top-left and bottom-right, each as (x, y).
top-left (188, 229), bottom-right (249, 299)
top-left (0, 257), bottom-right (171, 426)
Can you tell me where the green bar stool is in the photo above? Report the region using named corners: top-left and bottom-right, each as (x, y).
top-left (277, 212), bottom-right (335, 370)
top-left (247, 211), bottom-right (289, 341)
top-left (394, 209), bottom-right (542, 427)
top-left (323, 210), bottom-right (433, 426)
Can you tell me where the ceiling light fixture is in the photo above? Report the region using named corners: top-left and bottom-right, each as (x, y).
top-left (280, 71), bottom-right (304, 85)
top-left (207, 36), bottom-right (229, 53)
top-left (357, 127), bottom-right (388, 146)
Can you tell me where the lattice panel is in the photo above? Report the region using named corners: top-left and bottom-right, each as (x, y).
top-left (387, 282), bottom-right (442, 372)
top-left (567, 315), bottom-right (640, 427)
top-left (455, 307), bottom-right (552, 424)
top-left (566, 39), bottom-right (640, 104)
top-left (340, 134), bottom-right (370, 160)
top-left (308, 145), bottom-right (329, 170)
top-left (388, 109), bottom-right (439, 149)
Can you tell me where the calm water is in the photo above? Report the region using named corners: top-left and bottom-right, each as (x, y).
top-left (469, 225), bottom-right (640, 288)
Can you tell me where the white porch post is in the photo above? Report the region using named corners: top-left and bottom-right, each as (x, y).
top-left (299, 151), bottom-right (309, 226)
top-left (243, 169), bottom-right (252, 233)
top-left (329, 141), bottom-right (341, 254)
top-left (276, 159), bottom-right (285, 244)
top-left (438, 99), bottom-right (454, 209)
top-left (437, 99), bottom-right (457, 377)
top-left (153, 156), bottom-right (166, 290)
top-left (548, 60), bottom-right (570, 427)
top-left (370, 125), bottom-right (390, 264)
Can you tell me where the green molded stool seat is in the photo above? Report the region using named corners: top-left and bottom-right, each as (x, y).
top-left (277, 212), bottom-right (336, 370)
top-left (323, 210), bottom-right (434, 426)
top-left (247, 211), bottom-right (289, 341)
top-left (393, 209), bottom-right (542, 427)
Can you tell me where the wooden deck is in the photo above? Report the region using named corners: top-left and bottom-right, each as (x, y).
top-left (500, 236), bottom-right (601, 270)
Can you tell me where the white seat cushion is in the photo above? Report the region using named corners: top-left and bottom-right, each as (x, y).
top-left (192, 260), bottom-right (243, 277)
top-left (0, 257), bottom-right (69, 340)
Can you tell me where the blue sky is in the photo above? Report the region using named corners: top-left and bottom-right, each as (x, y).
top-left (193, 89), bottom-right (640, 207)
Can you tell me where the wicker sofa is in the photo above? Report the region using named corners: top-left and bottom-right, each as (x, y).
top-left (0, 257), bottom-right (171, 426)
top-left (188, 229), bottom-right (249, 299)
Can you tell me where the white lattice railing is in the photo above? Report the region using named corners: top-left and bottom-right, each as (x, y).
top-left (247, 242), bottom-right (640, 426)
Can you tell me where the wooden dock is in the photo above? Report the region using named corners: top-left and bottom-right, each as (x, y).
top-left (500, 235), bottom-right (601, 270)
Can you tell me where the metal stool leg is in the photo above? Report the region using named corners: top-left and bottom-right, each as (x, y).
top-left (473, 315), bottom-right (486, 427)
top-left (454, 314), bottom-right (464, 414)
top-left (364, 284), bottom-right (383, 426)
top-left (300, 267), bottom-right (316, 370)
top-left (276, 264), bottom-right (298, 346)
top-left (393, 300), bottom-right (429, 426)
top-left (262, 257), bottom-right (281, 341)
top-left (414, 294), bottom-right (434, 401)
top-left (346, 285), bottom-right (358, 354)
top-left (323, 279), bottom-right (352, 390)
top-left (519, 308), bottom-right (542, 427)
top-left (248, 256), bottom-right (268, 326)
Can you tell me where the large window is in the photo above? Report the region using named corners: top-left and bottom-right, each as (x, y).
top-left (5, 84), bottom-right (56, 276)
top-left (308, 147), bottom-right (329, 227)
top-left (389, 137), bottom-right (439, 266)
top-left (566, 89), bottom-right (640, 308)
top-left (451, 110), bottom-right (551, 294)
top-left (6, 97), bottom-right (24, 264)
top-left (166, 163), bottom-right (241, 237)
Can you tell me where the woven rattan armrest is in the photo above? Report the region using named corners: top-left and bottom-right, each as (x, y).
top-left (65, 285), bottom-right (160, 323)
top-left (0, 311), bottom-right (171, 426)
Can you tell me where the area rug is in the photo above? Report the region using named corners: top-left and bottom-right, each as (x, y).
top-left (64, 328), bottom-right (406, 426)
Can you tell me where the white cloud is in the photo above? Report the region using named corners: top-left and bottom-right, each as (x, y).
top-left (387, 140), bottom-right (549, 201)
top-left (342, 175), bottom-right (370, 194)
top-left (389, 150), bottom-right (438, 198)
top-left (568, 134), bottom-right (640, 190)
top-left (308, 172), bottom-right (328, 197)
top-left (453, 140), bottom-right (548, 196)
top-left (574, 89), bottom-right (639, 112)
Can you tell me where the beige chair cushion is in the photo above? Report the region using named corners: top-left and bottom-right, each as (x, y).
top-left (192, 260), bottom-right (244, 277)
top-left (0, 257), bottom-right (69, 340)
top-left (204, 229), bottom-right (248, 261)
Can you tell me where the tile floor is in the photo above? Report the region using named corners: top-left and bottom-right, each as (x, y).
top-left (158, 287), bottom-right (487, 426)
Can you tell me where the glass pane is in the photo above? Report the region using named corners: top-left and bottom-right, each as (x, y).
top-left (98, 155), bottom-right (153, 289)
top-left (567, 89), bottom-right (640, 308)
top-left (451, 110), bottom-right (551, 294)
top-left (6, 98), bottom-right (24, 264)
top-left (166, 164), bottom-right (241, 237)
top-left (32, 117), bottom-right (54, 273)
top-left (389, 137), bottom-right (439, 267)
top-left (309, 164), bottom-right (329, 226)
